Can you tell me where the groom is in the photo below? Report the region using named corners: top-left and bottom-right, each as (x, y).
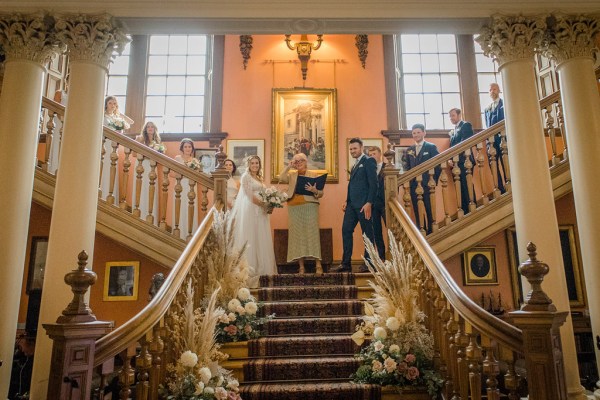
top-left (331, 137), bottom-right (378, 272)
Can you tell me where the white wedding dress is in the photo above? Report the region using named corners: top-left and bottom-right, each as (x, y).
top-left (231, 172), bottom-right (277, 282)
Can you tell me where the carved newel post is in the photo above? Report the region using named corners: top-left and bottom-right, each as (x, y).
top-left (211, 145), bottom-right (229, 207)
top-left (509, 242), bottom-right (568, 400)
top-left (43, 251), bottom-right (113, 400)
top-left (383, 143), bottom-right (399, 229)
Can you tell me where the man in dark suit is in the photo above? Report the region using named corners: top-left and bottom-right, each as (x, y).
top-left (402, 124), bottom-right (441, 234)
top-left (331, 137), bottom-right (378, 272)
top-left (484, 83), bottom-right (506, 194)
top-left (366, 146), bottom-right (386, 264)
top-left (448, 108), bottom-right (475, 215)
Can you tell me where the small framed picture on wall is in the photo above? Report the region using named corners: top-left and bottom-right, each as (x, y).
top-left (103, 261), bottom-right (140, 301)
top-left (462, 247), bottom-right (498, 285)
top-left (26, 237), bottom-right (49, 294)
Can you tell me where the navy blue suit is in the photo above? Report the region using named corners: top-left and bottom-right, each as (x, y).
top-left (449, 120), bottom-right (475, 215)
top-left (402, 142), bottom-right (440, 234)
top-left (485, 98), bottom-right (506, 193)
top-left (342, 155), bottom-right (378, 266)
top-left (371, 162), bottom-right (387, 259)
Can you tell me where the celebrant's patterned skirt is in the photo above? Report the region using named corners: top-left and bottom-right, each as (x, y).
top-left (287, 202), bottom-right (321, 262)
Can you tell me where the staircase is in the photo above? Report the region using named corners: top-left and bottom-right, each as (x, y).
top-left (226, 273), bottom-right (382, 400)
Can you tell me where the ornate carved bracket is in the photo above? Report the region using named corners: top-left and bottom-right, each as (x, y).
top-left (239, 35), bottom-right (253, 70)
top-left (355, 34), bottom-right (369, 68)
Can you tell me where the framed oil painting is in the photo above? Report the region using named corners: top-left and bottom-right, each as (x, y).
top-left (507, 226), bottom-right (586, 308)
top-left (226, 139), bottom-right (265, 176)
top-left (462, 247), bottom-right (498, 285)
top-left (194, 148), bottom-right (217, 174)
top-left (103, 261), bottom-right (140, 301)
top-left (346, 138), bottom-right (384, 178)
top-left (26, 237), bottom-right (49, 294)
top-left (271, 88), bottom-right (338, 183)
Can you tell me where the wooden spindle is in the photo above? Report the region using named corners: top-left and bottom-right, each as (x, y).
top-left (402, 181), bottom-right (412, 215)
top-left (147, 159), bottom-right (157, 224)
top-left (451, 155), bottom-right (463, 218)
top-left (173, 175), bottom-right (182, 238)
top-left (481, 336), bottom-right (500, 400)
top-left (43, 110), bottom-right (56, 171)
top-left (414, 176), bottom-right (426, 234)
top-left (427, 168), bottom-right (438, 233)
top-left (466, 328), bottom-right (483, 400)
top-left (201, 185), bottom-right (209, 213)
top-left (134, 154), bottom-right (145, 218)
top-left (544, 105), bottom-right (560, 166)
top-left (487, 137), bottom-right (501, 199)
top-left (187, 180), bottom-right (197, 241)
top-left (499, 131), bottom-right (511, 192)
top-left (99, 137), bottom-right (106, 198)
top-left (159, 167), bottom-right (170, 230)
top-left (556, 102), bottom-right (568, 161)
top-left (446, 313), bottom-right (460, 400)
top-left (149, 322), bottom-right (165, 400)
top-left (136, 334), bottom-right (153, 400)
top-left (454, 318), bottom-right (470, 399)
top-left (439, 161), bottom-right (452, 226)
top-left (475, 142), bottom-right (489, 206)
top-left (118, 346), bottom-right (137, 400)
top-left (121, 147), bottom-right (132, 211)
top-left (464, 148), bottom-right (476, 212)
top-left (97, 359), bottom-right (114, 400)
top-left (107, 141), bottom-right (119, 205)
top-left (501, 348), bottom-right (521, 400)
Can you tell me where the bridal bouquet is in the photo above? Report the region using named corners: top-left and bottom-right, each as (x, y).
top-left (258, 186), bottom-right (288, 214)
top-left (215, 287), bottom-right (274, 343)
top-left (186, 158), bottom-right (202, 171)
top-left (150, 141), bottom-right (166, 154)
top-left (108, 119), bottom-right (125, 132)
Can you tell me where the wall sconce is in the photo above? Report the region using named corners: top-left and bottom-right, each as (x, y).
top-left (285, 34), bottom-right (323, 81)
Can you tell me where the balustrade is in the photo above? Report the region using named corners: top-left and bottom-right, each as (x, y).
top-left (384, 191), bottom-right (569, 399)
top-left (391, 89), bottom-right (568, 236)
top-left (37, 96), bottom-right (229, 242)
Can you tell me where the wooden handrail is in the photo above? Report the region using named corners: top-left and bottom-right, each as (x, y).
top-left (41, 96), bottom-right (65, 115)
top-left (103, 127), bottom-right (215, 190)
top-left (388, 199), bottom-right (523, 350)
top-left (94, 201), bottom-right (223, 366)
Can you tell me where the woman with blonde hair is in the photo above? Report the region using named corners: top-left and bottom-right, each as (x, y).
top-left (173, 138), bottom-right (199, 240)
top-left (230, 155), bottom-right (276, 283)
top-left (101, 96), bottom-right (130, 203)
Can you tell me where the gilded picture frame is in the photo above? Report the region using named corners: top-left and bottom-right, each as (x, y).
top-left (462, 247), bottom-right (498, 285)
top-left (226, 139), bottom-right (265, 177)
top-left (507, 225), bottom-right (586, 308)
top-left (271, 88), bottom-right (338, 183)
top-left (103, 261), bottom-right (140, 302)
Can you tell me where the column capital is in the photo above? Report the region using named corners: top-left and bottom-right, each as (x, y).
top-left (541, 14), bottom-right (600, 66)
top-left (0, 12), bottom-right (63, 65)
top-left (476, 14), bottom-right (547, 67)
top-left (54, 13), bottom-right (129, 69)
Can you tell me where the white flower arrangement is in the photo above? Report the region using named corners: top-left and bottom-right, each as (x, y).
top-left (216, 287), bottom-right (274, 343)
top-left (186, 158), bottom-right (202, 171)
top-left (258, 186), bottom-right (288, 214)
top-left (150, 141), bottom-right (166, 154)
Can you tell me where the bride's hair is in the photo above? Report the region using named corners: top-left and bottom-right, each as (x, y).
top-left (245, 155), bottom-right (263, 180)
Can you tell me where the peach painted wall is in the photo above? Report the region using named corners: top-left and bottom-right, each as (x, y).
top-left (222, 34), bottom-right (389, 261)
top-left (19, 203), bottom-right (169, 328)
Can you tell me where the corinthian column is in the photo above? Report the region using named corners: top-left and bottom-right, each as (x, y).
top-left (0, 13), bottom-right (62, 398)
top-left (541, 14), bottom-right (600, 398)
top-left (477, 15), bottom-right (586, 400)
top-left (29, 14), bottom-right (128, 399)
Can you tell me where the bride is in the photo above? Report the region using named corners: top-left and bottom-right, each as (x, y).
top-left (230, 155), bottom-right (276, 282)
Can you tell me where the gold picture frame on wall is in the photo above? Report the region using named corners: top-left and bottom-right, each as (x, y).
top-left (507, 225), bottom-right (586, 308)
top-left (103, 261), bottom-right (140, 301)
top-left (462, 247), bottom-right (498, 285)
top-left (271, 88), bottom-right (338, 183)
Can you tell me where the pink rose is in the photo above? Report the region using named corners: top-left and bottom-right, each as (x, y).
top-left (244, 324), bottom-right (253, 334)
top-left (405, 366), bottom-right (420, 380)
top-left (224, 325), bottom-right (238, 335)
top-left (404, 354), bottom-right (416, 364)
top-left (397, 362), bottom-right (408, 373)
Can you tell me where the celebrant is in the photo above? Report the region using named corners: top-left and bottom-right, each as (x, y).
top-left (279, 153), bottom-right (326, 274)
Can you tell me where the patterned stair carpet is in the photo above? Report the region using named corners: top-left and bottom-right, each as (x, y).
top-left (239, 272), bottom-right (379, 400)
